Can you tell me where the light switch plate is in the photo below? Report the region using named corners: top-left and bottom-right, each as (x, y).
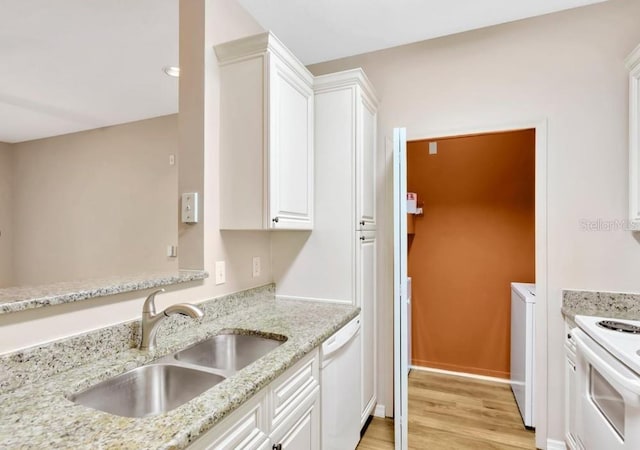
top-left (252, 256), bottom-right (261, 278)
top-left (215, 261), bottom-right (226, 285)
top-left (181, 193), bottom-right (198, 224)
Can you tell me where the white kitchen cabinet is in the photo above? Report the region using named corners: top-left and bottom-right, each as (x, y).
top-left (189, 349), bottom-right (320, 450)
top-left (565, 319), bottom-right (579, 450)
top-left (357, 230), bottom-right (377, 425)
top-left (271, 69), bottom-right (379, 427)
top-left (270, 394), bottom-right (320, 450)
top-left (272, 70), bottom-right (379, 303)
top-left (356, 93), bottom-right (377, 231)
top-left (626, 43), bottom-right (640, 226)
top-left (215, 32), bottom-right (314, 230)
top-left (271, 69), bottom-right (377, 423)
top-left (189, 390), bottom-right (270, 450)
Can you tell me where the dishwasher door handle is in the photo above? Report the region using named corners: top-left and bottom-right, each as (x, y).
top-left (322, 316), bottom-right (361, 359)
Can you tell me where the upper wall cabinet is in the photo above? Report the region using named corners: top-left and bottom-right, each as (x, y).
top-left (627, 43), bottom-right (640, 226)
top-left (215, 32), bottom-right (314, 230)
top-left (356, 90), bottom-right (377, 231)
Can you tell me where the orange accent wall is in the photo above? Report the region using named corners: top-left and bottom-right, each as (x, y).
top-left (408, 129), bottom-right (535, 379)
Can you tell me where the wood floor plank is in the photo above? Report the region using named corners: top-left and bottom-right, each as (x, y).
top-left (358, 417), bottom-right (394, 449)
top-left (357, 371), bottom-right (535, 450)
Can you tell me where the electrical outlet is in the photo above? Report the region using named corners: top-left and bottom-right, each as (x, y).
top-left (252, 256), bottom-right (261, 278)
top-left (215, 261), bottom-right (226, 285)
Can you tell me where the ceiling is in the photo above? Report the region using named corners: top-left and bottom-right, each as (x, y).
top-left (0, 0), bottom-right (606, 143)
top-left (237, 0), bottom-right (607, 65)
top-left (0, 0), bottom-right (178, 143)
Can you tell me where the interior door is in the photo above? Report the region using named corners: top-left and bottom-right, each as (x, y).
top-left (392, 128), bottom-right (409, 450)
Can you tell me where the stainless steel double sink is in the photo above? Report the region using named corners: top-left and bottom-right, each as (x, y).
top-left (68, 332), bottom-right (286, 418)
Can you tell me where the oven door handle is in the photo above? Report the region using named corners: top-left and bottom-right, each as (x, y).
top-left (574, 330), bottom-right (640, 395)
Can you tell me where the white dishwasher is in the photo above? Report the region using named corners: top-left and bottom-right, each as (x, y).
top-left (321, 315), bottom-right (361, 450)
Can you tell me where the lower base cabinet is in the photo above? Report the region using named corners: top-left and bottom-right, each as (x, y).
top-left (189, 349), bottom-right (320, 450)
top-left (565, 320), bottom-right (579, 450)
top-left (270, 399), bottom-right (319, 450)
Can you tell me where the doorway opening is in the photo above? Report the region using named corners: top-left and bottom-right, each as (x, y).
top-left (389, 121), bottom-right (548, 450)
top-left (408, 130), bottom-right (535, 379)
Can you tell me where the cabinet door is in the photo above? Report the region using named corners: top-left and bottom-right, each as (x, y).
top-left (268, 54), bottom-right (314, 230)
top-left (270, 390), bottom-right (320, 450)
top-left (356, 93), bottom-right (377, 231)
top-left (189, 391), bottom-right (269, 450)
top-left (357, 230), bottom-right (377, 425)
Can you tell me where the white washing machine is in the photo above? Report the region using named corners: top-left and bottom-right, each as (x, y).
top-left (510, 282), bottom-right (536, 428)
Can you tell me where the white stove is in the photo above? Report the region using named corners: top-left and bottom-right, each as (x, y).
top-left (571, 315), bottom-right (640, 450)
top-left (575, 315), bottom-right (640, 376)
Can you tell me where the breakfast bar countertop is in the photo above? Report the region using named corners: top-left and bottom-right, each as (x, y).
top-left (0, 296), bottom-right (359, 449)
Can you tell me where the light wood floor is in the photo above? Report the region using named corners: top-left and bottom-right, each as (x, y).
top-left (357, 370), bottom-right (536, 449)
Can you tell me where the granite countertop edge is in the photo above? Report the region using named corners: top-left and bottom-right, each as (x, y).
top-left (0, 299), bottom-right (359, 449)
top-left (562, 289), bottom-right (640, 322)
top-left (0, 270), bottom-right (209, 315)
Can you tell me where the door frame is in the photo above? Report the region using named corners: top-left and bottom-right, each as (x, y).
top-left (392, 128), bottom-right (409, 450)
top-left (395, 119), bottom-right (548, 448)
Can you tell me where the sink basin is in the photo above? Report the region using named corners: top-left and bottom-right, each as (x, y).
top-left (69, 364), bottom-right (225, 418)
top-left (173, 332), bottom-right (286, 372)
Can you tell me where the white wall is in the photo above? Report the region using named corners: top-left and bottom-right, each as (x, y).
top-left (10, 115), bottom-right (179, 285)
top-left (0, 0), bottom-right (270, 354)
top-left (0, 142), bottom-right (13, 287)
top-left (310, 0), bottom-right (640, 443)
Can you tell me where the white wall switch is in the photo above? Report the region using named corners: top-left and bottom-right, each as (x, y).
top-left (252, 256), bottom-right (261, 278)
top-left (181, 192), bottom-right (198, 224)
top-left (169, 154), bottom-right (176, 166)
top-left (429, 141), bottom-right (438, 155)
top-left (166, 245), bottom-right (178, 257)
top-left (215, 260), bottom-right (226, 285)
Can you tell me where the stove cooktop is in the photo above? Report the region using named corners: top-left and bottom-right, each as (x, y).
top-left (575, 315), bottom-right (640, 375)
top-left (597, 320), bottom-right (640, 334)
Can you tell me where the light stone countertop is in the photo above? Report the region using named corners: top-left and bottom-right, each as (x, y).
top-left (0, 270), bottom-right (209, 315)
top-left (562, 289), bottom-right (640, 321)
top-left (0, 297), bottom-right (359, 449)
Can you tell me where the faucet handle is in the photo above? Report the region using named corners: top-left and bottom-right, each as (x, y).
top-left (142, 288), bottom-right (165, 314)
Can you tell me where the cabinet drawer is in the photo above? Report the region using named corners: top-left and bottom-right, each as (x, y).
top-left (270, 349), bottom-right (319, 430)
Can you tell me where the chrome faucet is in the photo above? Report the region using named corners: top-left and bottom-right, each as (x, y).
top-left (139, 288), bottom-right (204, 351)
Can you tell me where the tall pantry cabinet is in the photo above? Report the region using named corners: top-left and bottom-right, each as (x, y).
top-left (271, 69), bottom-right (379, 427)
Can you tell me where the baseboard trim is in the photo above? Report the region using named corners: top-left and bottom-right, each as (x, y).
top-left (546, 439), bottom-right (566, 450)
top-left (411, 364), bottom-right (512, 385)
top-left (374, 404), bottom-right (386, 418)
